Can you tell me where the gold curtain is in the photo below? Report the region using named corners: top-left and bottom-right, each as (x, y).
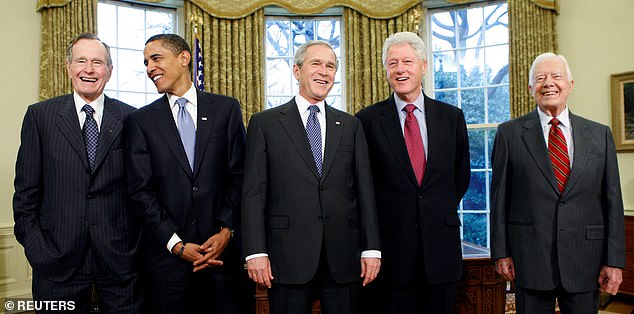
top-left (185, 1), bottom-right (265, 124)
top-left (38, 0), bottom-right (97, 100)
top-left (508, 0), bottom-right (558, 117)
top-left (345, 5), bottom-right (422, 113)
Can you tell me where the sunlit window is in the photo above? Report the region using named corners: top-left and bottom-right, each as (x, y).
top-left (98, 0), bottom-right (177, 108)
top-left (265, 7), bottom-right (344, 111)
top-left (428, 1), bottom-right (509, 248)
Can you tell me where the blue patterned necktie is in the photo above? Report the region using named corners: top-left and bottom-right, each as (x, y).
top-left (306, 105), bottom-right (322, 176)
top-left (82, 104), bottom-right (99, 171)
top-left (176, 97), bottom-right (196, 171)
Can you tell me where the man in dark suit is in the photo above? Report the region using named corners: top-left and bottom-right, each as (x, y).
top-left (125, 34), bottom-right (245, 314)
top-left (242, 40), bottom-right (381, 314)
top-left (491, 52), bottom-right (625, 313)
top-left (13, 33), bottom-right (141, 312)
top-left (356, 32), bottom-right (471, 314)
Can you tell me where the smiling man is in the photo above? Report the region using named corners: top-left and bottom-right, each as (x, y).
top-left (355, 32), bottom-right (471, 314)
top-left (125, 34), bottom-right (245, 314)
top-left (242, 40), bottom-right (381, 314)
top-left (13, 33), bottom-right (141, 312)
top-left (490, 53), bottom-right (625, 313)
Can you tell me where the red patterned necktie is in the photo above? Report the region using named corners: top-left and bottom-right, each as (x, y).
top-left (403, 104), bottom-right (426, 185)
top-left (548, 118), bottom-right (570, 193)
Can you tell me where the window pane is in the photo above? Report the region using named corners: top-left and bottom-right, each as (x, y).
top-left (460, 8), bottom-right (484, 48)
top-left (430, 12), bottom-right (456, 51)
top-left (266, 59), bottom-right (293, 96)
top-left (117, 6), bottom-right (145, 50)
top-left (326, 95), bottom-right (341, 110)
top-left (98, 3), bottom-right (116, 45)
top-left (461, 48), bottom-right (484, 88)
top-left (484, 3), bottom-right (508, 46)
top-left (488, 85), bottom-right (510, 123)
top-left (433, 51), bottom-right (458, 89)
top-left (462, 213), bottom-right (487, 247)
top-left (487, 128), bottom-right (497, 168)
top-left (267, 96), bottom-right (288, 109)
top-left (461, 88), bottom-right (485, 124)
top-left (486, 45), bottom-right (509, 85)
top-left (118, 92), bottom-right (147, 108)
top-left (266, 20), bottom-right (291, 57)
top-left (468, 129), bottom-right (485, 169)
top-left (435, 90), bottom-right (458, 107)
top-left (117, 49), bottom-right (146, 92)
top-left (464, 171), bottom-right (486, 210)
top-left (292, 21), bottom-right (315, 50)
top-left (108, 49), bottom-right (118, 89)
top-left (146, 10), bottom-right (174, 37)
top-left (316, 20), bottom-right (341, 55)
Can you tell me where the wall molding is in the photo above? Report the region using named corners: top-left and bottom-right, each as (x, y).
top-left (0, 226), bottom-right (32, 299)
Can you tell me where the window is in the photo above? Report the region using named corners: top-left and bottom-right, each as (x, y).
top-left (265, 7), bottom-right (344, 111)
top-left (428, 2), bottom-right (509, 248)
top-left (98, 0), bottom-right (177, 108)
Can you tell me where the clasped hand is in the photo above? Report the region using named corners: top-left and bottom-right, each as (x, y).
top-left (172, 228), bottom-right (232, 272)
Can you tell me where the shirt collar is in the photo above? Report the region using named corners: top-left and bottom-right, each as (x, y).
top-left (168, 83), bottom-right (198, 109)
top-left (73, 91), bottom-right (105, 115)
top-left (537, 105), bottom-right (571, 128)
top-left (295, 94), bottom-right (326, 115)
top-left (394, 91), bottom-right (425, 113)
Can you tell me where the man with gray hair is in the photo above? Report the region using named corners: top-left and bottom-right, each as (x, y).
top-left (242, 40), bottom-right (381, 314)
top-left (13, 33), bottom-right (141, 312)
top-left (491, 52), bottom-right (625, 313)
top-left (356, 31), bottom-right (470, 313)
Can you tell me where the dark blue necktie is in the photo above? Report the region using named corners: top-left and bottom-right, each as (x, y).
top-left (306, 105), bottom-right (322, 176)
top-left (176, 97), bottom-right (196, 171)
top-left (82, 104), bottom-right (99, 171)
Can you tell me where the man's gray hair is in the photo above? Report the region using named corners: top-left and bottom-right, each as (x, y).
top-left (529, 52), bottom-right (573, 86)
top-left (294, 40), bottom-right (339, 70)
top-left (382, 32), bottom-right (427, 67)
top-left (66, 33), bottom-right (113, 67)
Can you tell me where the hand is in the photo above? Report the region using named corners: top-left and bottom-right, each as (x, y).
top-left (246, 256), bottom-right (274, 288)
top-left (598, 266), bottom-right (622, 295)
top-left (495, 257), bottom-right (515, 281)
top-left (193, 228), bottom-right (231, 272)
top-left (172, 242), bottom-right (204, 264)
top-left (360, 258), bottom-right (381, 286)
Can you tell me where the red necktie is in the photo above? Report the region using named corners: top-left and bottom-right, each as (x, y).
top-left (548, 118), bottom-right (570, 193)
top-left (403, 104), bottom-right (426, 185)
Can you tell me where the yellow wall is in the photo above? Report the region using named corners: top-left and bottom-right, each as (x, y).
top-left (558, 0), bottom-right (634, 214)
top-left (0, 0), bottom-right (40, 226)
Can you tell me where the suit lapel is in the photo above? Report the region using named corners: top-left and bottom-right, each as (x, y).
top-left (92, 96), bottom-right (123, 172)
top-left (151, 95), bottom-right (193, 177)
top-left (321, 105), bottom-right (343, 180)
top-left (193, 91), bottom-right (216, 178)
top-left (378, 95), bottom-right (419, 187)
top-left (56, 94), bottom-right (90, 171)
top-left (561, 113), bottom-right (589, 197)
top-left (278, 99), bottom-right (321, 179)
top-left (423, 95), bottom-right (447, 187)
top-left (521, 110), bottom-right (559, 194)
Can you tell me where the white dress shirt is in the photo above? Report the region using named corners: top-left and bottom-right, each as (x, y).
top-left (74, 92), bottom-right (104, 130)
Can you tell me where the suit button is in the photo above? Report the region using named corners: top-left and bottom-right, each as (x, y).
top-left (87, 194), bottom-right (94, 199)
top-left (319, 186), bottom-right (324, 191)
top-left (192, 186), bottom-right (199, 192)
top-left (417, 194), bottom-right (423, 199)
top-left (191, 219), bottom-right (197, 225)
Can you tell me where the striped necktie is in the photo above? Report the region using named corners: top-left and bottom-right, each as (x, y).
top-left (548, 118), bottom-right (570, 193)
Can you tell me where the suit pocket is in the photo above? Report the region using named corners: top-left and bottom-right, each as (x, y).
top-left (40, 215), bottom-right (54, 231)
top-left (266, 216), bottom-right (289, 229)
top-left (585, 225), bottom-right (604, 240)
top-left (445, 213), bottom-right (462, 226)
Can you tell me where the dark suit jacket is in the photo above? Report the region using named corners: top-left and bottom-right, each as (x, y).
top-left (125, 91), bottom-right (245, 281)
top-left (356, 93), bottom-right (471, 286)
top-left (490, 110), bottom-right (625, 293)
top-left (13, 94), bottom-right (138, 282)
top-left (241, 99), bottom-right (381, 285)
